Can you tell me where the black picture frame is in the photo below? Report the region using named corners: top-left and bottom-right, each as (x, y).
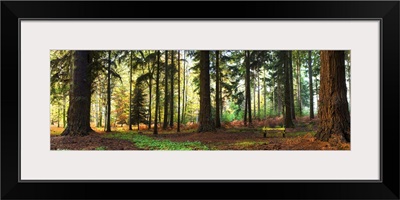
top-left (1, 1), bottom-right (399, 199)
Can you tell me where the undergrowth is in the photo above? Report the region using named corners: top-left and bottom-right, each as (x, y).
top-left (104, 132), bottom-right (209, 150)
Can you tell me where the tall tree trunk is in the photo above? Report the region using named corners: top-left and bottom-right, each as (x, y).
top-left (137, 86), bottom-right (140, 132)
top-left (253, 74), bottom-right (256, 120)
top-left (215, 50), bottom-right (221, 128)
top-left (315, 80), bottom-right (319, 110)
top-left (182, 51), bottom-right (186, 124)
top-left (163, 50), bottom-right (169, 130)
top-left (61, 51), bottom-right (92, 136)
top-left (154, 51), bottom-right (160, 135)
top-left (284, 51), bottom-right (295, 128)
top-left (148, 70), bottom-right (152, 130)
top-left (198, 51), bottom-right (215, 132)
top-left (309, 51), bottom-right (314, 119)
top-left (264, 66), bottom-right (267, 119)
top-left (106, 51), bottom-right (112, 132)
top-left (247, 51), bottom-right (252, 125)
top-left (296, 51), bottom-right (302, 116)
top-left (257, 66), bottom-right (261, 120)
top-left (177, 50), bottom-right (181, 132)
top-left (277, 80), bottom-right (282, 116)
top-left (315, 51), bottom-right (350, 142)
top-left (289, 51), bottom-right (295, 120)
top-left (169, 51), bottom-right (174, 128)
top-left (129, 51), bottom-right (133, 130)
top-left (244, 84), bottom-right (248, 126)
top-left (220, 82), bottom-right (223, 120)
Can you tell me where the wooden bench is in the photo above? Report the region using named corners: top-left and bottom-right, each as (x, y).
top-left (262, 127), bottom-right (286, 138)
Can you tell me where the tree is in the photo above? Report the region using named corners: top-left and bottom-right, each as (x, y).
top-left (315, 51), bottom-right (350, 142)
top-left (295, 51), bottom-right (302, 116)
top-left (345, 50), bottom-right (351, 108)
top-left (215, 50), bottom-right (221, 128)
top-left (308, 51), bottom-right (314, 119)
top-left (289, 51), bottom-right (295, 120)
top-left (61, 51), bottom-right (92, 136)
top-left (198, 51), bottom-right (215, 132)
top-left (131, 85), bottom-right (147, 131)
top-left (181, 51), bottom-right (187, 124)
top-left (106, 51), bottom-right (112, 132)
top-left (154, 51), bottom-right (161, 135)
top-left (244, 51), bottom-right (252, 126)
top-left (129, 51), bottom-right (133, 130)
top-left (284, 51), bottom-right (295, 128)
top-left (163, 50), bottom-right (169, 130)
top-left (177, 50), bottom-right (181, 132)
top-left (170, 50), bottom-right (175, 128)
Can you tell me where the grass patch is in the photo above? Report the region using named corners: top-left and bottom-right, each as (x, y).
top-left (95, 146), bottom-right (107, 150)
top-left (104, 132), bottom-right (209, 150)
top-left (234, 141), bottom-right (268, 147)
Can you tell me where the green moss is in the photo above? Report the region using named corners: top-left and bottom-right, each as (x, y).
top-left (104, 133), bottom-right (209, 150)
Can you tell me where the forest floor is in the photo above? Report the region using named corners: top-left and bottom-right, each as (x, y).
top-left (50, 117), bottom-right (350, 150)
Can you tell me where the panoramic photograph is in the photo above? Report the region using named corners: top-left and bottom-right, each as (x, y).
top-left (50, 50), bottom-right (351, 150)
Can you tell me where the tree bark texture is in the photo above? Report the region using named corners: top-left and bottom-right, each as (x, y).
top-left (163, 50), bottom-right (169, 130)
top-left (215, 50), bottom-right (221, 128)
top-left (61, 51), bottom-right (92, 136)
top-left (309, 51), bottom-right (314, 119)
top-left (284, 51), bottom-right (294, 128)
top-left (198, 51), bottom-right (216, 132)
top-left (315, 51), bottom-right (350, 142)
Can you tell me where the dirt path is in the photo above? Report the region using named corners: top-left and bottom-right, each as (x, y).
top-left (51, 132), bottom-right (141, 150)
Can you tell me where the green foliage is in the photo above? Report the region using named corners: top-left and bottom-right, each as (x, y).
top-left (95, 146), bottom-right (107, 150)
top-left (105, 133), bottom-right (209, 150)
top-left (131, 84), bottom-right (147, 125)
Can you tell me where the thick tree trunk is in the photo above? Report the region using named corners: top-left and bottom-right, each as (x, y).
top-left (215, 50), bottom-right (221, 128)
top-left (198, 51), bottom-right (216, 132)
top-left (61, 51), bottom-right (92, 136)
top-left (163, 51), bottom-right (169, 130)
top-left (177, 51), bottom-right (181, 132)
top-left (309, 51), bottom-right (314, 119)
top-left (106, 51), bottom-right (112, 132)
top-left (284, 51), bottom-right (295, 128)
top-left (315, 51), bottom-right (350, 142)
top-left (154, 51), bottom-right (161, 134)
top-left (169, 51), bottom-right (174, 128)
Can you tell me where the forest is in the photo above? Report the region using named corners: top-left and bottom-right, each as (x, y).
top-left (50, 50), bottom-right (351, 150)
